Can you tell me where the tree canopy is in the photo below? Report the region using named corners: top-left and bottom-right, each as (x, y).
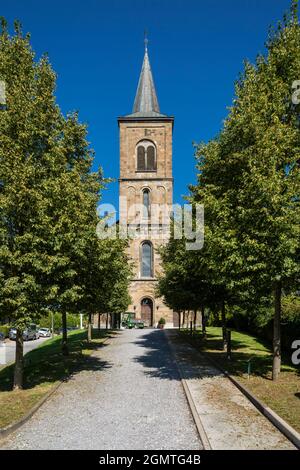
top-left (0, 20), bottom-right (131, 388)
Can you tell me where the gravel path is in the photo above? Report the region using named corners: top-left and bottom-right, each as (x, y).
top-left (1, 329), bottom-right (202, 450)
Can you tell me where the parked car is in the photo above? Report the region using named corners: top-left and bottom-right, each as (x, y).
top-left (9, 327), bottom-right (37, 341)
top-left (22, 328), bottom-right (36, 341)
top-left (9, 328), bottom-right (18, 340)
top-left (38, 327), bottom-right (51, 337)
top-left (29, 323), bottom-right (39, 339)
top-left (0, 332), bottom-right (5, 342)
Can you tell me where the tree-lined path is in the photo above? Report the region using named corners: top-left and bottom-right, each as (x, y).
top-left (1, 330), bottom-right (201, 450)
top-left (1, 328), bottom-right (295, 450)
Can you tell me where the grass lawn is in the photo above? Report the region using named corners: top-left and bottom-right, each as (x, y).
top-left (180, 327), bottom-right (300, 433)
top-left (0, 329), bottom-right (114, 429)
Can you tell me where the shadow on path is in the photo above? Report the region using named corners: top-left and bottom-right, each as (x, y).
top-left (132, 329), bottom-right (221, 382)
top-left (133, 329), bottom-right (180, 381)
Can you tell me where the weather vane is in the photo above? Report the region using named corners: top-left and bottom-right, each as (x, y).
top-left (144, 29), bottom-right (148, 52)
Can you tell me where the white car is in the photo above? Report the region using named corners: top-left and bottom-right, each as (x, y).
top-left (38, 328), bottom-right (51, 338)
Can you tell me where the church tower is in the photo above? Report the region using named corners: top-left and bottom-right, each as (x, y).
top-left (118, 41), bottom-right (176, 327)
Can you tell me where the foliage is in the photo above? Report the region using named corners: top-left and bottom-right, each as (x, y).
top-left (0, 20), bottom-right (131, 387)
top-left (159, 1), bottom-right (300, 379)
top-left (0, 324), bottom-right (10, 337)
top-left (38, 312), bottom-right (80, 330)
top-left (282, 293), bottom-right (300, 322)
top-left (192, 2), bottom-right (300, 379)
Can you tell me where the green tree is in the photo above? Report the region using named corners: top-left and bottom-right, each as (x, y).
top-left (0, 20), bottom-right (65, 388)
top-left (43, 112), bottom-right (104, 355)
top-left (192, 1), bottom-right (300, 379)
top-left (158, 218), bottom-right (223, 336)
top-left (77, 231), bottom-right (131, 342)
top-left (0, 21), bottom-right (106, 385)
top-left (99, 235), bottom-right (132, 327)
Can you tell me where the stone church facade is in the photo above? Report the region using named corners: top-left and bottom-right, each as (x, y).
top-left (118, 43), bottom-right (177, 327)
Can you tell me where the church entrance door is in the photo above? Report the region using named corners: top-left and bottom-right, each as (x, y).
top-left (141, 298), bottom-right (153, 327)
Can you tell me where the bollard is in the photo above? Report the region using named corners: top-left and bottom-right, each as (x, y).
top-left (247, 357), bottom-right (254, 379)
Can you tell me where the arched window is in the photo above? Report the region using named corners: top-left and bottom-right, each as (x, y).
top-left (147, 145), bottom-right (155, 170)
top-left (142, 188), bottom-right (150, 218)
top-left (136, 140), bottom-right (156, 171)
top-left (137, 146), bottom-right (146, 171)
top-left (141, 241), bottom-right (153, 278)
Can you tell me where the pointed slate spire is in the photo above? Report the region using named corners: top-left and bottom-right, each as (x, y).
top-left (128, 38), bottom-right (166, 117)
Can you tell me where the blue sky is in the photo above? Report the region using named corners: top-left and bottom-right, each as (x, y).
top-left (1, 0), bottom-right (293, 209)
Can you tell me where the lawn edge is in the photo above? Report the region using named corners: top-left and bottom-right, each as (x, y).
top-left (0, 333), bottom-right (111, 441)
top-left (0, 379), bottom-right (63, 440)
top-left (180, 332), bottom-right (300, 450)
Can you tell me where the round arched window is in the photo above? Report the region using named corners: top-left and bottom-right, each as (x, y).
top-left (140, 241), bottom-right (153, 278)
top-left (142, 188), bottom-right (150, 218)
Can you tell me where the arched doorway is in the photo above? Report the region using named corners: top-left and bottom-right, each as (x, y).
top-left (141, 298), bottom-right (153, 327)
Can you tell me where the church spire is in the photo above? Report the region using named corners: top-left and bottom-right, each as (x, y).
top-left (129, 38), bottom-right (166, 117)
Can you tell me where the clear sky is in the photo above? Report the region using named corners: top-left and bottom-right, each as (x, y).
top-left (1, 0), bottom-right (293, 209)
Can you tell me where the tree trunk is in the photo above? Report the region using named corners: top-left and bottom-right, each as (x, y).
top-left (193, 310), bottom-right (197, 332)
top-left (106, 313), bottom-right (108, 330)
top-left (201, 305), bottom-right (207, 338)
top-left (226, 329), bottom-right (232, 360)
top-left (272, 280), bottom-right (282, 381)
top-left (221, 300), bottom-right (227, 351)
top-left (182, 311), bottom-right (186, 329)
top-left (13, 328), bottom-right (24, 390)
top-left (87, 313), bottom-right (92, 342)
top-left (179, 311), bottom-right (181, 331)
top-left (62, 311), bottom-right (69, 356)
top-left (98, 313), bottom-right (101, 331)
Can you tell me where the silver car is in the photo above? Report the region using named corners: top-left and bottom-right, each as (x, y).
top-left (9, 328), bottom-right (37, 341)
top-left (38, 328), bottom-right (51, 337)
